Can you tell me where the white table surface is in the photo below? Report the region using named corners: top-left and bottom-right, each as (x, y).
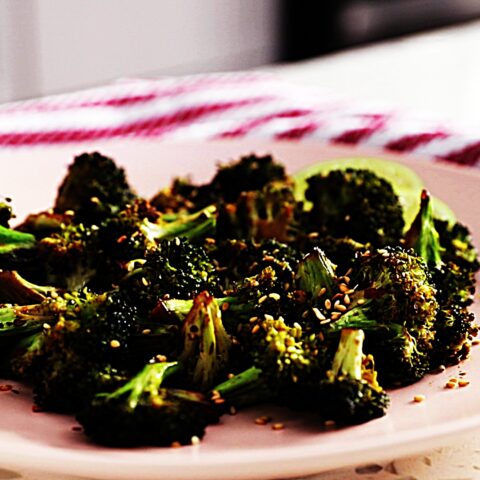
top-left (6, 20), bottom-right (480, 480)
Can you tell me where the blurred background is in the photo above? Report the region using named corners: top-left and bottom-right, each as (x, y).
top-left (1, 0), bottom-right (480, 103)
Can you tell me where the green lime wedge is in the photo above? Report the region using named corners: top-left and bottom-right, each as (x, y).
top-left (293, 157), bottom-right (456, 229)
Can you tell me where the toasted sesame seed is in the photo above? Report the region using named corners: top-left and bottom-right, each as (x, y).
top-left (156, 354), bottom-right (167, 363)
top-left (263, 255), bottom-right (275, 262)
top-left (344, 294), bottom-right (351, 305)
top-left (272, 423), bottom-right (285, 430)
top-left (110, 340), bottom-right (121, 349)
top-left (459, 380), bottom-right (470, 387)
top-left (357, 298), bottom-right (366, 305)
top-left (318, 287), bottom-right (327, 297)
top-left (249, 316), bottom-right (258, 323)
top-left (269, 293), bottom-right (281, 301)
top-left (302, 310), bottom-right (309, 318)
top-left (472, 339), bottom-right (480, 346)
top-left (320, 319), bottom-right (331, 325)
top-left (174, 237), bottom-right (181, 246)
top-left (330, 312), bottom-right (341, 321)
top-left (42, 323), bottom-right (51, 330)
top-left (308, 232), bottom-right (319, 238)
top-left (346, 289), bottom-right (355, 295)
top-left (413, 394), bottom-right (425, 403)
top-left (252, 325), bottom-right (260, 334)
top-left (205, 237), bottom-right (216, 244)
top-left (227, 373), bottom-right (235, 379)
top-left (339, 283), bottom-right (349, 293)
top-left (64, 210), bottom-right (75, 216)
top-left (312, 308), bottom-right (326, 321)
top-left (449, 377), bottom-right (459, 383)
top-left (258, 295), bottom-right (268, 304)
top-left (142, 329), bottom-right (151, 335)
top-left (445, 381), bottom-right (457, 389)
top-left (90, 196), bottom-right (100, 204)
top-left (221, 302), bottom-right (230, 311)
top-left (343, 276), bottom-right (351, 284)
top-left (214, 398), bottom-right (226, 404)
top-left (335, 304), bottom-right (347, 312)
top-left (141, 277), bottom-right (149, 287)
top-left (170, 441), bottom-right (182, 448)
top-left (324, 299), bottom-right (332, 310)
top-left (255, 417), bottom-right (269, 425)
top-left (345, 268), bottom-right (353, 276)
top-left (191, 436), bottom-right (201, 445)
top-left (332, 293), bottom-right (343, 301)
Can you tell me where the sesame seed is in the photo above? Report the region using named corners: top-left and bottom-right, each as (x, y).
top-left (252, 325), bottom-right (260, 334)
top-left (142, 329), bottom-right (151, 335)
top-left (413, 394), bottom-right (425, 403)
top-left (324, 299), bottom-right (332, 310)
top-left (320, 319), bottom-right (331, 325)
top-left (249, 316), bottom-right (258, 323)
top-left (459, 380), bottom-right (470, 388)
top-left (472, 339), bottom-right (480, 346)
top-left (110, 340), bottom-right (121, 349)
top-left (339, 283), bottom-right (349, 293)
top-left (445, 381), bottom-right (457, 389)
top-left (324, 420), bottom-right (336, 427)
top-left (227, 373), bottom-right (235, 379)
top-left (449, 377), bottom-right (459, 383)
top-left (272, 423), bottom-right (285, 431)
top-left (42, 323), bottom-right (51, 330)
top-left (214, 398), bottom-right (226, 404)
top-left (330, 312), bottom-right (341, 321)
top-left (221, 302), bottom-right (230, 311)
top-left (156, 354), bottom-right (167, 363)
top-left (343, 276), bottom-right (351, 283)
top-left (258, 295), bottom-right (268, 304)
top-left (191, 436), bottom-right (201, 445)
top-left (344, 294), bottom-right (351, 305)
top-left (170, 441), bottom-right (182, 448)
top-left (141, 277), bottom-right (149, 286)
top-left (64, 210), bottom-right (75, 216)
top-left (357, 298), bottom-right (366, 305)
top-left (174, 237), bottom-right (181, 246)
top-left (345, 268), bottom-right (353, 276)
top-left (90, 196), bottom-right (100, 204)
top-left (269, 293), bottom-right (281, 301)
top-left (255, 416), bottom-right (271, 425)
top-left (302, 310), bottom-right (309, 318)
top-left (318, 287), bottom-right (327, 297)
top-left (346, 289), bottom-right (356, 295)
top-left (205, 237), bottom-right (216, 244)
top-left (334, 304), bottom-right (347, 312)
top-left (312, 308), bottom-right (326, 321)
top-left (308, 232), bottom-right (319, 238)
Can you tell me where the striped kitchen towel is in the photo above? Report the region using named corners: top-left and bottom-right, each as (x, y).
top-left (0, 72), bottom-right (478, 166)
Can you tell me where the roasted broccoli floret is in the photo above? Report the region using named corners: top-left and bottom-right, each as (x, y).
top-left (18, 290), bottom-right (138, 412)
top-left (405, 190), bottom-right (479, 367)
top-left (216, 180), bottom-right (298, 242)
top-left (121, 238), bottom-right (220, 315)
top-left (313, 328), bottom-right (389, 425)
top-left (329, 247), bottom-right (438, 385)
top-left (77, 361), bottom-right (220, 446)
top-left (54, 152), bottom-right (136, 224)
top-left (179, 292), bottom-right (232, 390)
top-left (304, 168), bottom-right (405, 247)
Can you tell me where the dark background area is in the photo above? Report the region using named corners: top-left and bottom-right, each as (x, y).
top-left (281, 0), bottom-right (480, 61)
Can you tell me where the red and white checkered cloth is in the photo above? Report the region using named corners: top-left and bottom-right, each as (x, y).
top-left (1, 72), bottom-right (479, 167)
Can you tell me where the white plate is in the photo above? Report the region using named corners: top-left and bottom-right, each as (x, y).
top-left (0, 139), bottom-right (479, 480)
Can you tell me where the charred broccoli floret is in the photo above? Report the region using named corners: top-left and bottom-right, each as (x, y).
top-left (54, 152), bottom-right (136, 224)
top-left (19, 290), bottom-right (138, 412)
top-left (179, 292), bottom-right (231, 391)
top-left (304, 168), bottom-right (405, 247)
top-left (405, 190), bottom-right (479, 367)
top-left (313, 328), bottom-right (389, 424)
top-left (121, 238), bottom-right (220, 314)
top-left (216, 180), bottom-right (298, 242)
top-left (77, 361), bottom-right (220, 446)
top-left (329, 247), bottom-right (438, 385)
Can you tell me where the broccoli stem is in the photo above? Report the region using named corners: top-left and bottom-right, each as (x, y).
top-left (140, 205), bottom-right (217, 242)
top-left (330, 329), bottom-right (364, 380)
top-left (98, 361), bottom-right (179, 409)
top-left (213, 366), bottom-right (272, 408)
top-left (296, 248), bottom-right (336, 297)
top-left (405, 190), bottom-right (444, 267)
top-left (0, 225), bottom-right (36, 253)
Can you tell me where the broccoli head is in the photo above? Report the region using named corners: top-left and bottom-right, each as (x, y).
top-left (54, 152), bottom-right (136, 224)
top-left (77, 361), bottom-right (220, 446)
top-left (304, 168), bottom-right (405, 247)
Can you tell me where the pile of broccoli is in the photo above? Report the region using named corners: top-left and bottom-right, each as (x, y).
top-left (0, 152), bottom-right (477, 447)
